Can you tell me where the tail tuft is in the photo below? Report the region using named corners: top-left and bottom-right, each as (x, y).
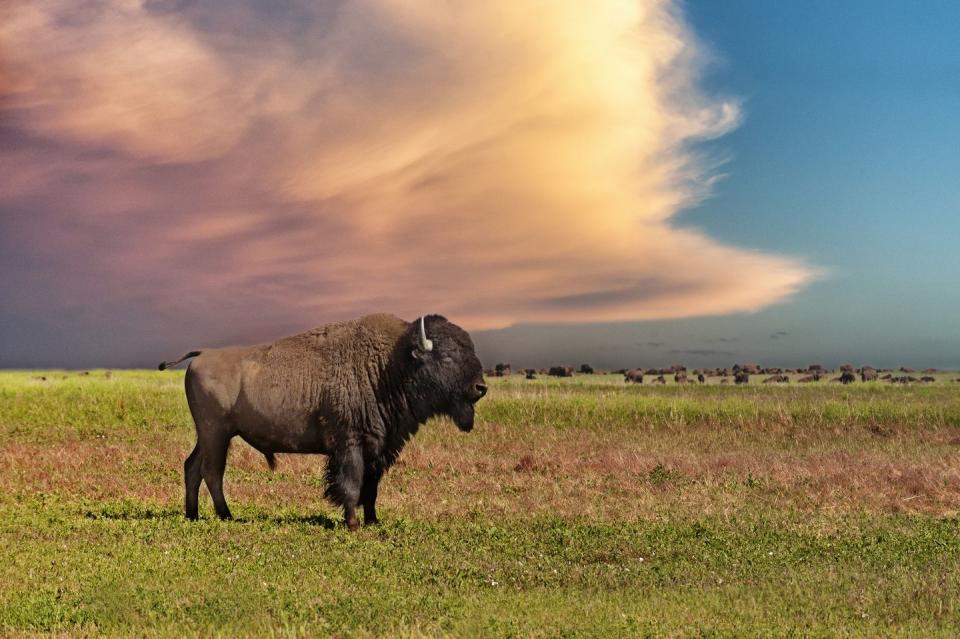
top-left (157, 350), bottom-right (202, 371)
top-left (265, 453), bottom-right (277, 471)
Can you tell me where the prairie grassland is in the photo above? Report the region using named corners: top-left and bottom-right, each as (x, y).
top-left (1, 370), bottom-right (959, 637)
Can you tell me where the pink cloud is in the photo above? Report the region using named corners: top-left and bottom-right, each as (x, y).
top-left (0, 0), bottom-right (815, 344)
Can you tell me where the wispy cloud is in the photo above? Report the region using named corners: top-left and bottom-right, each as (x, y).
top-left (0, 0), bottom-right (815, 349)
top-left (770, 331), bottom-right (790, 340)
top-left (669, 349), bottom-right (737, 357)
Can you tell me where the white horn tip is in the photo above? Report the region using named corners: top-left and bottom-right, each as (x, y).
top-left (420, 316), bottom-right (434, 351)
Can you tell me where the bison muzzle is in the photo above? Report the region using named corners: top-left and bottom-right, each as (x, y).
top-left (159, 314), bottom-right (486, 530)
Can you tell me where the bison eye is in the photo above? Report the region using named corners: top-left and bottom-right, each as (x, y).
top-left (442, 356), bottom-right (453, 364)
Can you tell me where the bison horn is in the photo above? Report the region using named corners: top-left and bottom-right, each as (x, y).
top-left (419, 316), bottom-right (434, 352)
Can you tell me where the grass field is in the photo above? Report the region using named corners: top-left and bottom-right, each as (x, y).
top-left (2, 370), bottom-right (960, 637)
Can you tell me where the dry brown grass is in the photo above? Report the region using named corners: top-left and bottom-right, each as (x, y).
top-left (4, 416), bottom-right (959, 522)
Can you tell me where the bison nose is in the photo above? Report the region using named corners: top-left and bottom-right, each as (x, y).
top-left (475, 383), bottom-right (488, 398)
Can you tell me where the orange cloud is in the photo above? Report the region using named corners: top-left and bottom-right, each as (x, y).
top-left (0, 0), bottom-right (815, 335)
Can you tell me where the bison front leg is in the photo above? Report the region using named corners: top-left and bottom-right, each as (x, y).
top-left (325, 444), bottom-right (363, 531)
top-left (360, 465), bottom-right (383, 526)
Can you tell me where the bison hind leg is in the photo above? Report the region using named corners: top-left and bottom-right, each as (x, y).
top-left (199, 432), bottom-right (233, 520)
top-left (184, 444), bottom-right (202, 520)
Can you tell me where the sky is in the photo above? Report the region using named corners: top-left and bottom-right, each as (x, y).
top-left (1, 0), bottom-right (957, 369)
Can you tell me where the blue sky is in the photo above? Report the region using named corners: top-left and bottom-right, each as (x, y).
top-left (1, 0), bottom-right (957, 369)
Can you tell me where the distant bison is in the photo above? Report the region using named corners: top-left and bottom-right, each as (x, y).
top-left (762, 375), bottom-right (789, 384)
top-left (920, 376), bottom-right (936, 383)
top-left (158, 314), bottom-right (486, 530)
top-left (734, 371), bottom-right (750, 385)
top-left (697, 373), bottom-right (705, 384)
top-left (654, 375), bottom-right (666, 384)
top-left (524, 368), bottom-right (537, 380)
top-left (579, 364), bottom-right (594, 374)
top-left (493, 363), bottom-right (512, 377)
top-left (840, 371), bottom-right (856, 384)
top-left (548, 366), bottom-right (574, 377)
top-left (674, 372), bottom-right (687, 384)
top-left (624, 369), bottom-right (644, 384)
top-left (860, 367), bottom-right (878, 382)
top-left (735, 363), bottom-right (760, 375)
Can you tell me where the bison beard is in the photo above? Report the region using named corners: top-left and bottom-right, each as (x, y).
top-left (167, 314), bottom-right (486, 530)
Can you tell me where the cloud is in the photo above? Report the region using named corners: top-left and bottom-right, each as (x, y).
top-left (669, 348), bottom-right (736, 357)
top-left (770, 331), bottom-right (790, 340)
top-left (0, 0), bottom-right (815, 348)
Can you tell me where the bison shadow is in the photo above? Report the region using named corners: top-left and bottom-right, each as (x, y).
top-left (260, 512), bottom-right (338, 528)
top-left (84, 505), bottom-right (338, 528)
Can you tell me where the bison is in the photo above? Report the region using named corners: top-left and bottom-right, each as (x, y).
top-left (861, 367), bottom-right (878, 382)
top-left (548, 366), bottom-right (574, 377)
top-left (158, 314), bottom-right (486, 530)
top-left (624, 369), bottom-right (644, 384)
top-left (524, 368), bottom-right (537, 380)
top-left (579, 364), bottom-right (594, 375)
top-left (840, 371), bottom-right (856, 384)
top-left (734, 371), bottom-right (750, 385)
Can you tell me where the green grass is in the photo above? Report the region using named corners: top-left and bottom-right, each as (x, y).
top-left (1, 370), bottom-right (959, 636)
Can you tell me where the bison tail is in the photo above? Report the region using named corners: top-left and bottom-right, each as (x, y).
top-left (264, 452), bottom-right (277, 471)
top-left (157, 350), bottom-right (202, 371)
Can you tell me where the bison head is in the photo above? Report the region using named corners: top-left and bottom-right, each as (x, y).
top-left (407, 315), bottom-right (486, 432)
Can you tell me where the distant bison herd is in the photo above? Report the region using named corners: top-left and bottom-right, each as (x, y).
top-left (484, 362), bottom-right (955, 385)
